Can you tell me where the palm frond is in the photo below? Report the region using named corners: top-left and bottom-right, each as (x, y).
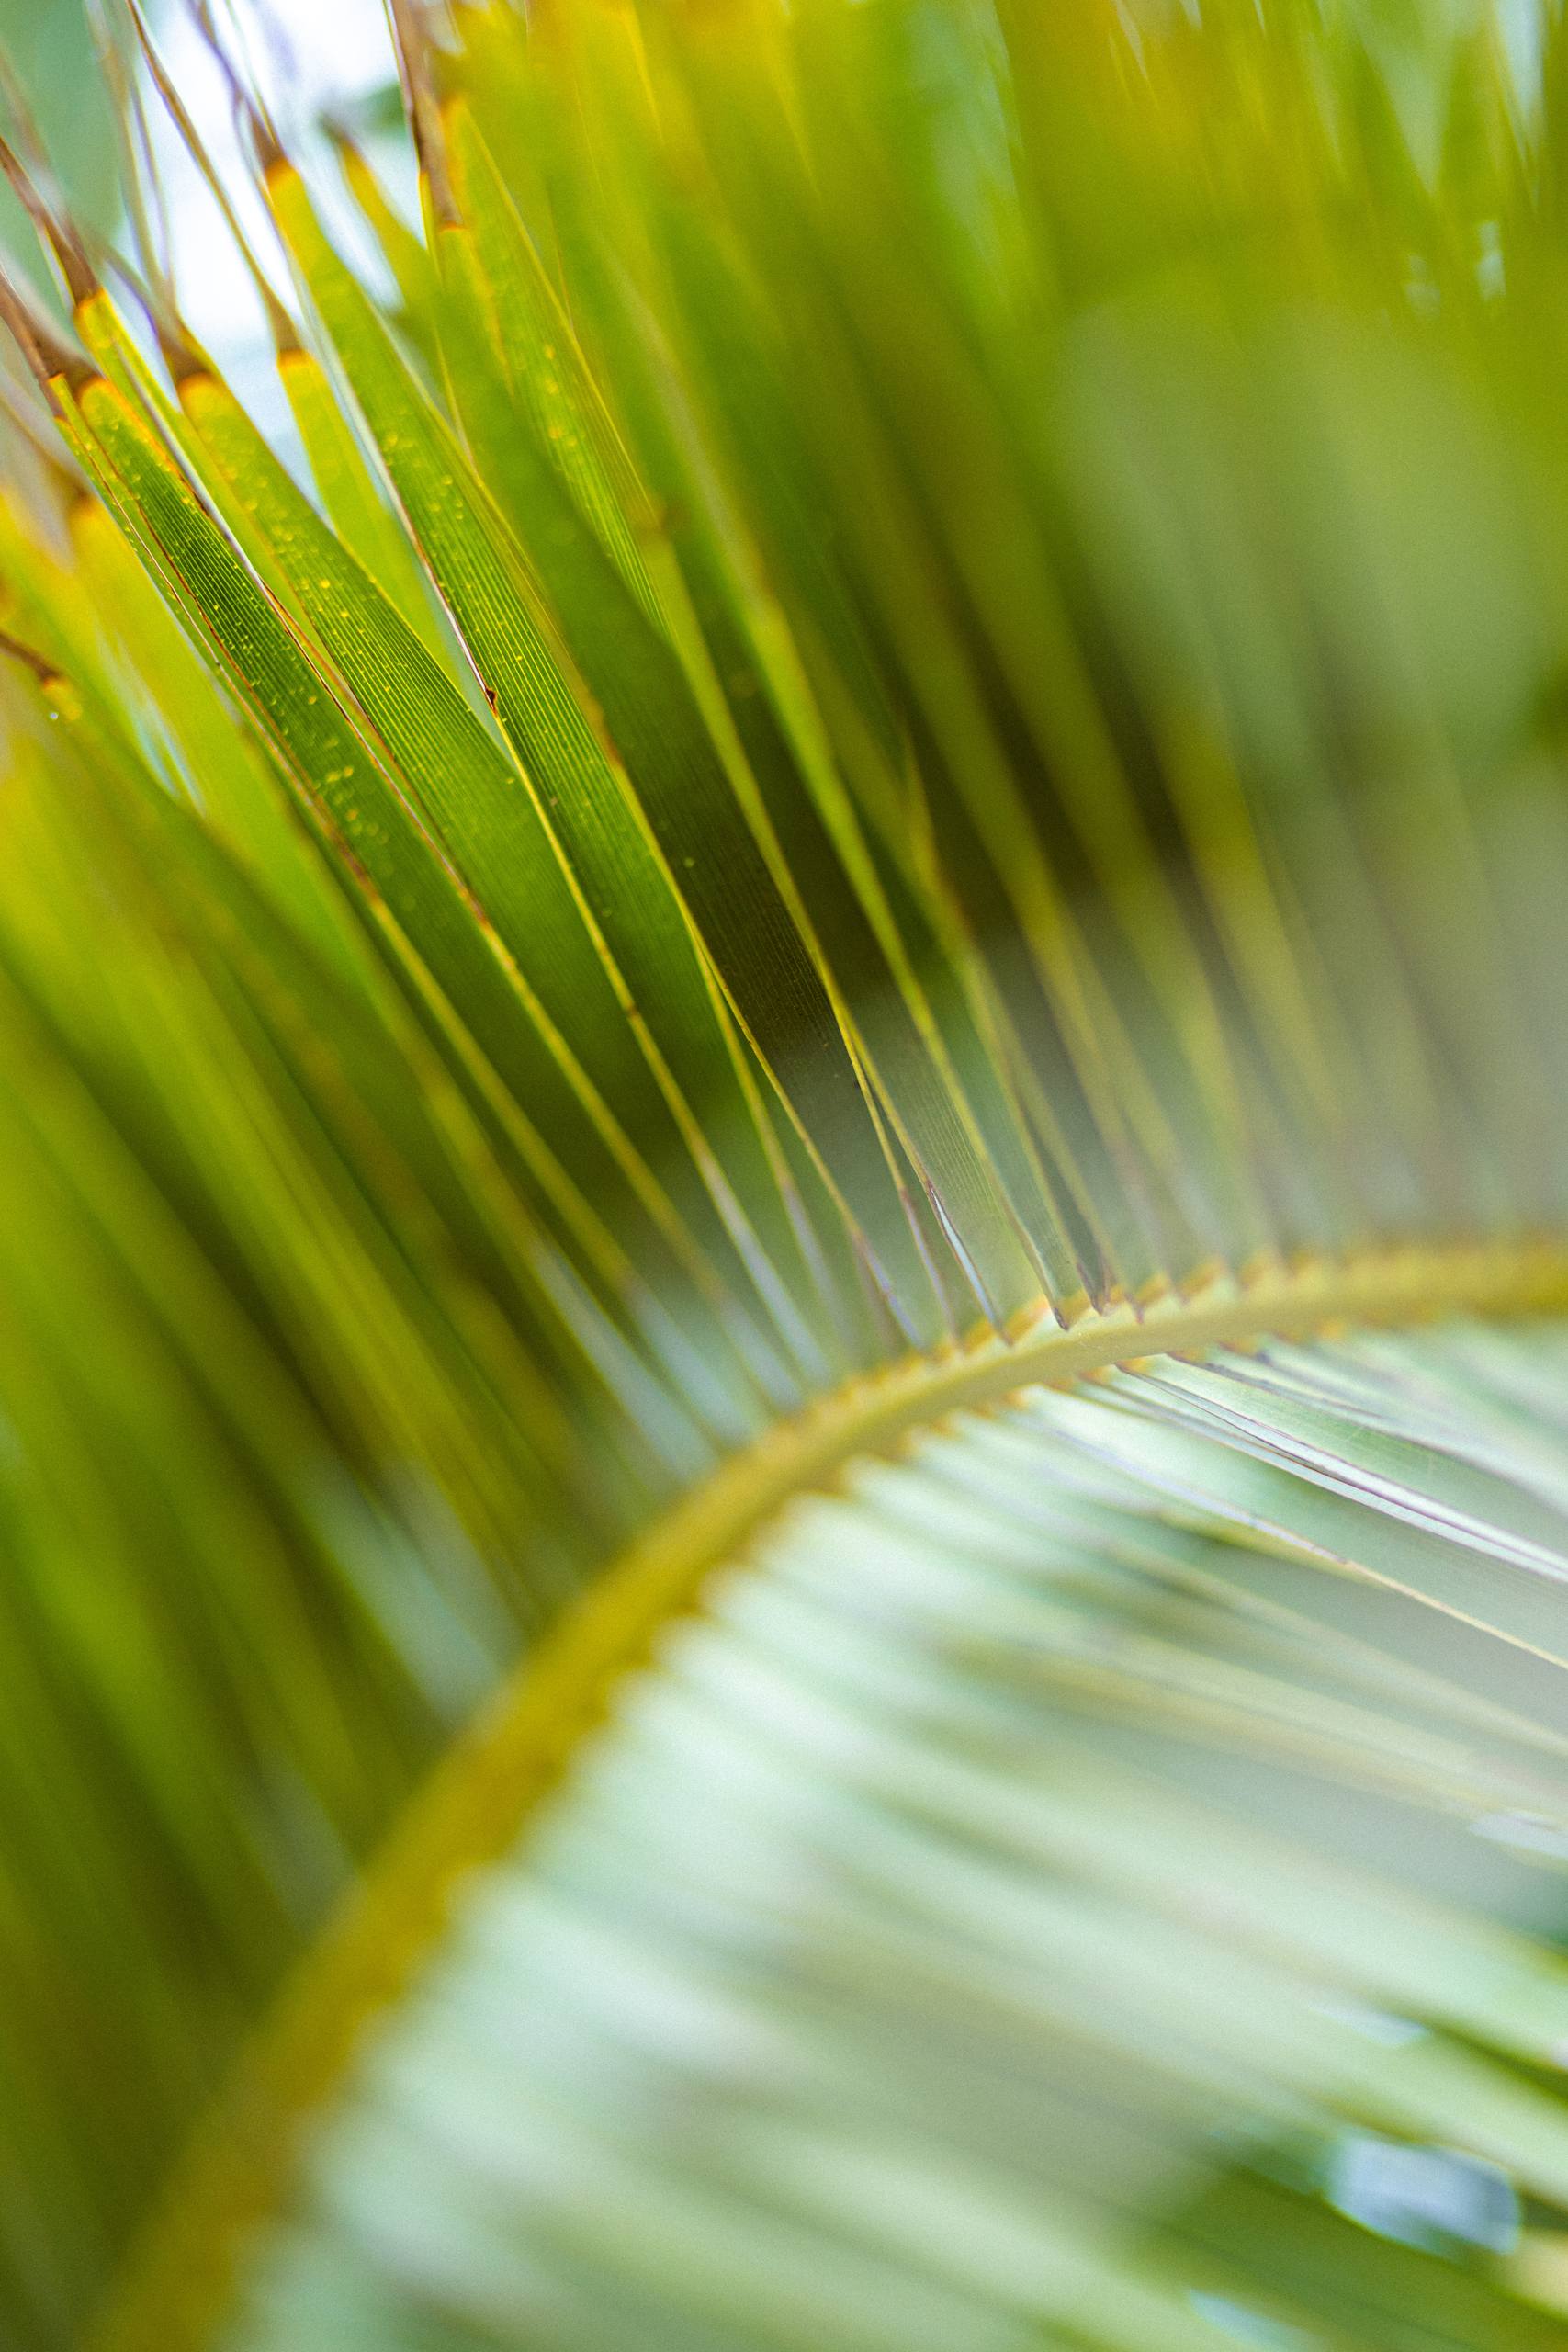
top-left (0, 1), bottom-right (1567, 2346)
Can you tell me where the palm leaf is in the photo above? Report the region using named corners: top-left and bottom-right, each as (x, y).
top-left (2, 0), bottom-right (1568, 2346)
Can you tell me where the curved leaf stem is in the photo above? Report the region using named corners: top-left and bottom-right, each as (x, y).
top-left (95, 1235), bottom-right (1568, 2352)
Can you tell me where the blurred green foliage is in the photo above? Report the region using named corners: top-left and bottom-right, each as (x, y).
top-left (0, 0), bottom-right (122, 270)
